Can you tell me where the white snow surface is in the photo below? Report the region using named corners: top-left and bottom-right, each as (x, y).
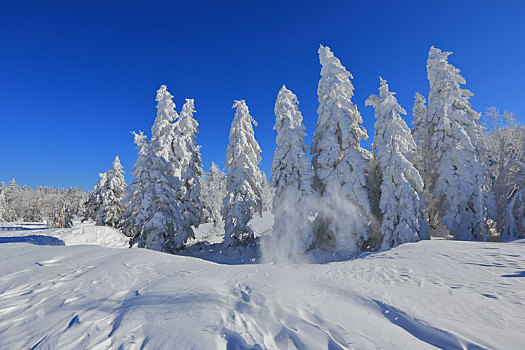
top-left (1, 218), bottom-right (525, 349)
top-left (0, 222), bottom-right (129, 249)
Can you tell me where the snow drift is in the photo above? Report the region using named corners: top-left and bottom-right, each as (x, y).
top-left (1, 236), bottom-right (524, 349)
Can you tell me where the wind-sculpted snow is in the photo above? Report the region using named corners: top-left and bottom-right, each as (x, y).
top-left (0, 223), bottom-right (129, 249)
top-left (1, 237), bottom-right (524, 349)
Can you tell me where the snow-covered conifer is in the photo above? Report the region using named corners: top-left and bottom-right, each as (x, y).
top-left (411, 92), bottom-right (429, 179)
top-left (270, 85), bottom-right (313, 251)
top-left (222, 100), bottom-right (263, 246)
top-left (426, 46), bottom-right (494, 240)
top-left (0, 189), bottom-right (8, 222)
top-left (122, 132), bottom-right (189, 252)
top-left (411, 92), bottom-right (442, 231)
top-left (93, 156), bottom-right (127, 227)
top-left (49, 201), bottom-right (73, 228)
top-left (83, 175), bottom-right (105, 222)
top-left (310, 45), bottom-right (371, 253)
top-left (261, 173), bottom-right (274, 212)
top-left (366, 78), bottom-right (428, 248)
top-left (171, 98), bottom-right (204, 228)
top-left (6, 179), bottom-right (21, 221)
top-left (150, 85), bottom-right (179, 167)
top-left (202, 162), bottom-right (227, 223)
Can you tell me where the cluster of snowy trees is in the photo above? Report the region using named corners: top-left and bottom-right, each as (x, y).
top-left (114, 88), bottom-right (273, 252)
top-left (113, 45), bottom-right (522, 257)
top-left (264, 44), bottom-right (524, 256)
top-left (275, 45), bottom-right (523, 255)
top-left (4, 44), bottom-right (523, 256)
top-left (0, 179), bottom-right (84, 226)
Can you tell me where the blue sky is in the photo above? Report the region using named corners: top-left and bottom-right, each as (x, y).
top-left (1, 0), bottom-right (524, 190)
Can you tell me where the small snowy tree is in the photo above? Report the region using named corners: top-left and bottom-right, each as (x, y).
top-left (83, 174), bottom-right (105, 223)
top-left (202, 162), bottom-right (226, 223)
top-left (122, 132), bottom-right (191, 252)
top-left (222, 100), bottom-right (263, 246)
top-left (6, 179), bottom-right (22, 221)
top-left (93, 156), bottom-right (127, 227)
top-left (310, 45), bottom-right (371, 253)
top-left (366, 78), bottom-right (429, 248)
top-left (270, 85), bottom-right (313, 252)
top-left (0, 189), bottom-right (8, 222)
top-left (426, 46), bottom-right (494, 240)
top-left (483, 108), bottom-right (525, 239)
top-left (24, 201), bottom-right (43, 222)
top-left (171, 98), bottom-right (204, 229)
top-left (261, 173), bottom-right (274, 212)
top-left (49, 201), bottom-right (73, 228)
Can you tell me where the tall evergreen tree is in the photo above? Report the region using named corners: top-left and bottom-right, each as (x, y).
top-left (366, 78), bottom-right (428, 248)
top-left (411, 92), bottom-right (429, 179)
top-left (222, 100), bottom-right (263, 246)
top-left (172, 98), bottom-right (204, 229)
top-left (411, 92), bottom-right (441, 231)
top-left (270, 85), bottom-right (313, 251)
top-left (151, 85), bottom-right (179, 169)
top-left (121, 132), bottom-right (187, 252)
top-left (426, 46), bottom-right (494, 240)
top-left (310, 45), bottom-right (371, 253)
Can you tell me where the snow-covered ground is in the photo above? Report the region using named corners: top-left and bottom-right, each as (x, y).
top-left (0, 221), bottom-right (129, 249)
top-left (1, 218), bottom-right (524, 349)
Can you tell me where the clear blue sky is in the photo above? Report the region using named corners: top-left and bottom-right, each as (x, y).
top-left (1, 0), bottom-right (524, 190)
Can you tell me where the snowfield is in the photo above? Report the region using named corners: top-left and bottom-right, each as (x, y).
top-left (1, 222), bottom-right (525, 349)
top-left (0, 222), bottom-right (129, 249)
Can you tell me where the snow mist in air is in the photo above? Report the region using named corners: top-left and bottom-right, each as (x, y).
top-left (260, 190), bottom-right (366, 265)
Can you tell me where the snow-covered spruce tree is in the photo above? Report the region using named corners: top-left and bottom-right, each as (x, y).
top-left (411, 92), bottom-right (430, 183)
top-left (411, 92), bottom-right (442, 231)
top-left (310, 45), bottom-right (372, 253)
top-left (94, 156), bottom-right (127, 227)
top-left (0, 188), bottom-right (8, 222)
top-left (49, 201), bottom-right (73, 228)
top-left (270, 85), bottom-right (313, 251)
top-left (202, 162), bottom-right (227, 223)
top-left (6, 179), bottom-right (22, 221)
top-left (171, 98), bottom-right (204, 228)
top-left (121, 132), bottom-right (188, 252)
top-left (222, 100), bottom-right (263, 246)
top-left (426, 46), bottom-right (494, 240)
top-left (366, 78), bottom-right (429, 248)
top-left (83, 173), bottom-right (105, 222)
top-left (150, 85), bottom-right (179, 168)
